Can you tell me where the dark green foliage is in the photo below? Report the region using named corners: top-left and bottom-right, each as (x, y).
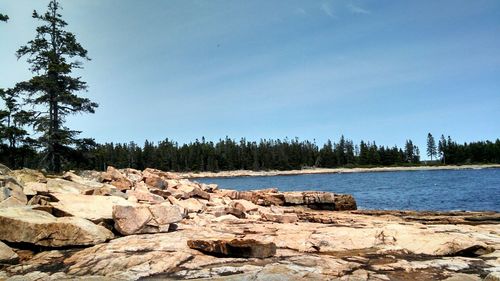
top-left (0, 89), bottom-right (36, 168)
top-left (0, 13), bottom-right (8, 22)
top-left (80, 136), bottom-right (416, 172)
top-left (427, 133), bottom-right (437, 161)
top-left (438, 136), bottom-right (500, 165)
top-left (2, 132), bottom-right (500, 171)
top-left (14, 0), bottom-right (97, 172)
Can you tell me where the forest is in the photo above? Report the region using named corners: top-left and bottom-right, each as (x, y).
top-left (1, 2), bottom-right (499, 173)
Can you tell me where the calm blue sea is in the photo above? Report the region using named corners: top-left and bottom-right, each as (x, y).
top-left (196, 168), bottom-right (500, 211)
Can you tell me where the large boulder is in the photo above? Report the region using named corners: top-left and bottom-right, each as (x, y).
top-left (62, 171), bottom-right (104, 189)
top-left (334, 194), bottom-right (357, 211)
top-left (100, 166), bottom-right (132, 191)
top-left (126, 189), bottom-right (165, 204)
top-left (112, 204), bottom-right (184, 235)
top-left (49, 193), bottom-right (134, 222)
top-left (142, 170), bottom-right (167, 189)
top-left (0, 207), bottom-right (113, 247)
top-left (175, 183), bottom-right (210, 200)
top-left (187, 239), bottom-right (276, 258)
top-left (168, 196), bottom-right (205, 213)
top-left (46, 178), bottom-right (94, 194)
top-left (231, 199), bottom-right (260, 212)
top-left (8, 168), bottom-right (46, 185)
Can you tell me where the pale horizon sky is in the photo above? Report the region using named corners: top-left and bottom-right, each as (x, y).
top-left (1, 0), bottom-right (499, 155)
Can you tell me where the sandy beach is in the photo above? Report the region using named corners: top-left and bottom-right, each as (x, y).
top-left (176, 164), bottom-right (500, 178)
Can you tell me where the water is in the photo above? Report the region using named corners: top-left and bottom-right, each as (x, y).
top-left (197, 168), bottom-right (500, 211)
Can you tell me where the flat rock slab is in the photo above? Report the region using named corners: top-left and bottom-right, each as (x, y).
top-left (187, 239), bottom-right (276, 258)
top-left (50, 193), bottom-right (133, 222)
top-left (0, 207), bottom-right (113, 247)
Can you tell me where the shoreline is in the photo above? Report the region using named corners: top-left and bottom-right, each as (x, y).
top-left (176, 164), bottom-right (500, 178)
top-left (1, 167), bottom-right (499, 280)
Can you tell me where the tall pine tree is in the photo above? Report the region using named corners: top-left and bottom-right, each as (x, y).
top-left (427, 133), bottom-right (437, 161)
top-left (15, 0), bottom-right (97, 172)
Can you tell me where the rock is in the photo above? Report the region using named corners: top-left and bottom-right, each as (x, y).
top-left (27, 194), bottom-right (51, 206)
top-left (260, 209), bottom-right (299, 223)
top-left (89, 183), bottom-right (126, 198)
top-left (149, 187), bottom-right (172, 198)
top-left (176, 183), bottom-right (210, 200)
top-left (0, 241), bottom-right (18, 263)
top-left (126, 189), bottom-right (165, 204)
top-left (149, 203), bottom-right (185, 225)
top-left (100, 166), bottom-right (132, 190)
top-left (46, 178), bottom-right (94, 194)
top-left (0, 176), bottom-right (27, 208)
top-left (168, 196), bottom-right (205, 213)
top-left (283, 191), bottom-right (305, 205)
top-left (206, 206), bottom-right (246, 218)
top-left (334, 194), bottom-right (357, 211)
top-left (231, 199), bottom-right (259, 212)
top-left (442, 273), bottom-right (481, 281)
top-left (0, 163), bottom-right (11, 175)
top-left (0, 197), bottom-right (26, 208)
top-left (0, 207), bottom-right (113, 247)
top-left (122, 168), bottom-right (143, 183)
top-left (245, 189), bottom-right (285, 206)
top-left (23, 182), bottom-right (48, 196)
top-left (484, 272), bottom-right (500, 281)
top-left (62, 171), bottom-right (104, 189)
top-left (187, 239), bottom-right (276, 258)
top-left (143, 171), bottom-right (167, 189)
top-left (112, 204), bottom-right (184, 235)
top-left (49, 193), bottom-right (134, 222)
top-left (8, 168), bottom-right (46, 185)
top-left (200, 183), bottom-right (218, 192)
top-left (303, 191), bottom-right (335, 210)
top-left (63, 233), bottom-right (192, 279)
top-left (144, 167), bottom-right (180, 180)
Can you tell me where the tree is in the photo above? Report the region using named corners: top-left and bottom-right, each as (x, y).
top-left (0, 89), bottom-right (36, 168)
top-left (438, 134), bottom-right (447, 164)
top-left (427, 133), bottom-right (437, 161)
top-left (0, 13), bottom-right (8, 22)
top-left (15, 0), bottom-right (97, 172)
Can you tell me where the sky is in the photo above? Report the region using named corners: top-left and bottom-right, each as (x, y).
top-left (1, 0), bottom-right (499, 155)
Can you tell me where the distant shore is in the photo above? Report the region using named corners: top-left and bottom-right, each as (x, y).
top-left (177, 164), bottom-right (500, 178)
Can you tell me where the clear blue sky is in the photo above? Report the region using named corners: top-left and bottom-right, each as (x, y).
top-left (1, 0), bottom-right (499, 154)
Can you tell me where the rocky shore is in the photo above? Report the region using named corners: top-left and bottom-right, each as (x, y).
top-left (176, 164), bottom-right (500, 178)
top-left (0, 165), bottom-right (499, 280)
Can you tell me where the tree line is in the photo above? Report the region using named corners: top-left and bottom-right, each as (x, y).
top-left (74, 136), bottom-right (421, 172)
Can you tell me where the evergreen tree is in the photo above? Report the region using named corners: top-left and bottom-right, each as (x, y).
top-left (0, 89), bottom-right (35, 168)
top-left (15, 0), bottom-right (97, 172)
top-left (0, 13), bottom-right (8, 22)
top-left (438, 134), bottom-right (447, 164)
top-left (426, 133), bottom-right (437, 161)
top-left (404, 140), bottom-right (414, 163)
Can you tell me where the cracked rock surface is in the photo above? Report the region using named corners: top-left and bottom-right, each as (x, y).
top-left (0, 166), bottom-right (498, 280)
